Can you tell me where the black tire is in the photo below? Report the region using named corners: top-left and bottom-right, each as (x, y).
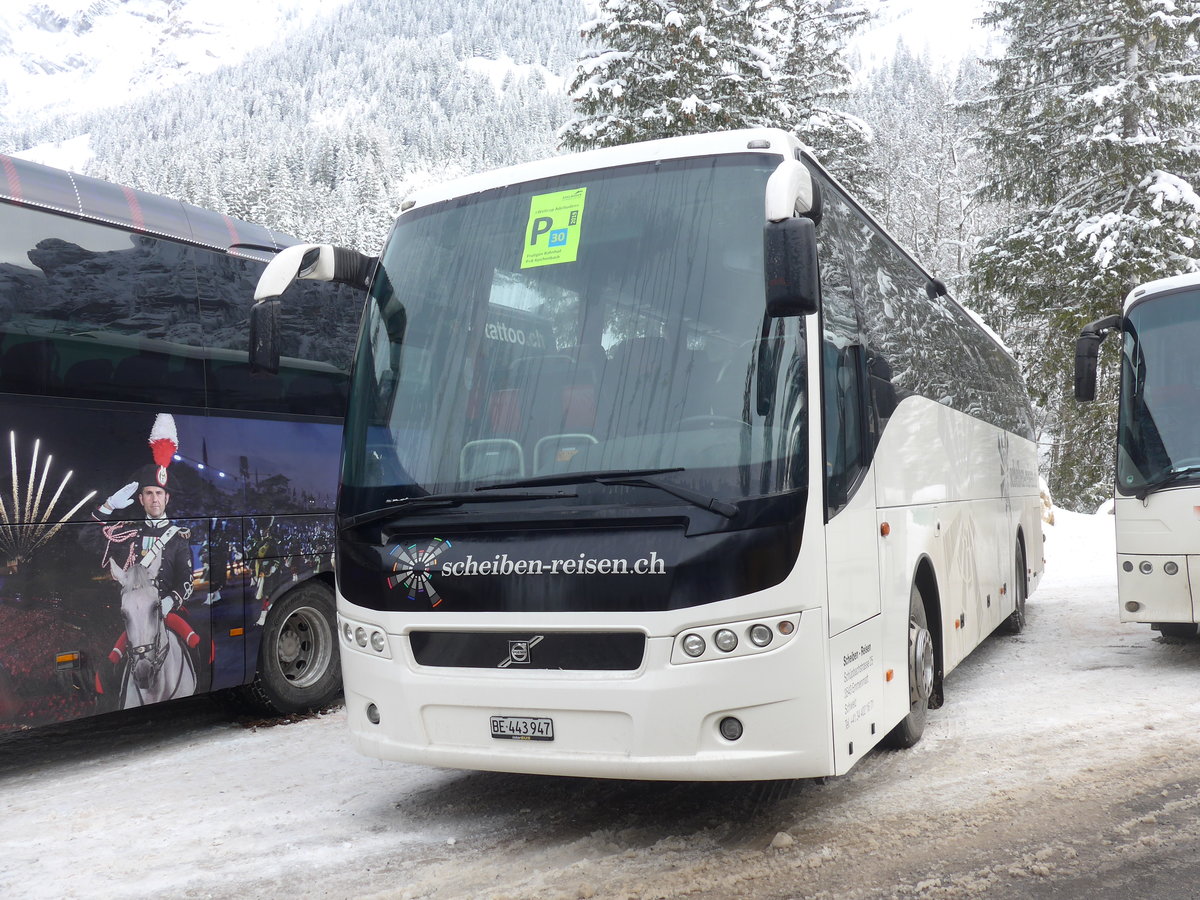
top-left (882, 583), bottom-right (934, 750)
top-left (1154, 622), bottom-right (1200, 642)
top-left (239, 580), bottom-right (341, 715)
top-left (1004, 542), bottom-right (1027, 634)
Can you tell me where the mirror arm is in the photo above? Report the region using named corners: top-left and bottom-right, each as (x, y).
top-left (1074, 314), bottom-right (1122, 402)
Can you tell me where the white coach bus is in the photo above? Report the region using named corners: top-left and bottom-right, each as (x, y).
top-left (252, 128), bottom-right (1043, 780)
top-left (1076, 272), bottom-right (1200, 640)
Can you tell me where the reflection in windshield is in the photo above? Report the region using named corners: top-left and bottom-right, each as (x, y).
top-left (1118, 289), bottom-right (1200, 493)
top-left (340, 154), bottom-right (808, 516)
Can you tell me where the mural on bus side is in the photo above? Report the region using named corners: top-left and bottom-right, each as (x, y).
top-left (0, 406), bottom-right (340, 731)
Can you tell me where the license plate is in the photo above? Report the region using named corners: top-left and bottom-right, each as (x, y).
top-left (490, 715), bottom-right (554, 741)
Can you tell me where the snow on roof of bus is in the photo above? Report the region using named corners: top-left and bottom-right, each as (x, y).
top-left (400, 128), bottom-right (804, 211)
top-left (1124, 271), bottom-right (1200, 312)
top-left (0, 153), bottom-right (296, 259)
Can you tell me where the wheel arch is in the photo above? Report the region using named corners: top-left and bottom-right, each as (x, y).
top-left (912, 554), bottom-right (945, 709)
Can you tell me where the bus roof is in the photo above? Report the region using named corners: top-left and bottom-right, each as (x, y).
top-left (0, 153), bottom-right (296, 261)
top-left (401, 128), bottom-right (802, 210)
top-left (1124, 272), bottom-right (1200, 312)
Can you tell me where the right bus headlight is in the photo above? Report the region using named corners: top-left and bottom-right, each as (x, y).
top-left (671, 614), bottom-right (800, 665)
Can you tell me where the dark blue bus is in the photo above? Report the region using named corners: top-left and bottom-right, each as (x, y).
top-left (0, 154), bottom-right (362, 729)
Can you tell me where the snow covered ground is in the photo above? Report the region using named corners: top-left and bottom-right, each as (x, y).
top-left (2, 508), bottom-right (1199, 899)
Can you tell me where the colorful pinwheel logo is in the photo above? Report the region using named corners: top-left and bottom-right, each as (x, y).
top-left (385, 538), bottom-right (451, 608)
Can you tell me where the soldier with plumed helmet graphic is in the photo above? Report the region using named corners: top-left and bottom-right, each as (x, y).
top-left (93, 414), bottom-right (205, 677)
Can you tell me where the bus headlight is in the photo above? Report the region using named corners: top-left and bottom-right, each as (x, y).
top-left (370, 630), bottom-right (386, 652)
top-left (355, 627), bottom-right (368, 647)
top-left (748, 624), bottom-right (773, 647)
top-left (682, 634), bottom-right (706, 657)
top-left (714, 629), bottom-right (738, 652)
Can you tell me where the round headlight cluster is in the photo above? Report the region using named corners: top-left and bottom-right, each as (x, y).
top-left (681, 622), bottom-right (784, 659)
top-left (341, 618), bottom-right (389, 655)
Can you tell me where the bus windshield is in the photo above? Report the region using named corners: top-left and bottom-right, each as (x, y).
top-left (1118, 288), bottom-right (1200, 493)
top-left (341, 154), bottom-right (808, 517)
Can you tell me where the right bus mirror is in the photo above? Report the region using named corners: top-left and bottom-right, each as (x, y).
top-left (764, 217), bottom-right (819, 317)
top-left (1074, 314), bottom-right (1122, 402)
top-left (249, 299), bottom-right (281, 375)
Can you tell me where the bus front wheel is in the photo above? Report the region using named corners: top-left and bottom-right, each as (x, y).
top-left (241, 581), bottom-right (342, 715)
top-left (882, 583), bottom-right (934, 749)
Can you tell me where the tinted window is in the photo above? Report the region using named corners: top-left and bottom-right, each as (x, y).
top-left (194, 248), bottom-right (358, 417)
top-left (811, 172), bottom-right (1034, 440)
top-left (0, 203), bottom-right (206, 407)
top-left (0, 201), bottom-right (359, 418)
top-left (817, 205), bottom-right (869, 513)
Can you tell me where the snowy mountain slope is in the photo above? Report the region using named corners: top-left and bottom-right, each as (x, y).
top-left (1, 0), bottom-right (999, 135)
top-left (0, 0), bottom-right (349, 126)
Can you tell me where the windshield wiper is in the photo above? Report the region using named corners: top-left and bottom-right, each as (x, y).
top-left (478, 467), bottom-right (738, 519)
top-left (341, 489), bottom-right (576, 529)
top-left (1134, 464), bottom-right (1200, 501)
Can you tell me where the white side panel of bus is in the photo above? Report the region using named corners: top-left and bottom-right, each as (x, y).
top-left (829, 616), bottom-right (884, 775)
top-left (873, 396), bottom-right (1032, 675)
top-left (826, 474), bottom-right (881, 636)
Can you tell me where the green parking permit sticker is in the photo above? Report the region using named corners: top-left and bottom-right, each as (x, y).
top-left (521, 187), bottom-right (587, 269)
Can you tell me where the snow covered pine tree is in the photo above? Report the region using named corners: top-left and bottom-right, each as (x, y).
top-left (560, 0), bottom-right (871, 185)
top-left (971, 0), bottom-right (1200, 512)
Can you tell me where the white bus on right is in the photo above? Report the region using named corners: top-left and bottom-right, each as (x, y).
top-left (1076, 272), bottom-right (1200, 639)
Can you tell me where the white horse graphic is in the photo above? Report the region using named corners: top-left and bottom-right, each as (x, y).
top-left (109, 557), bottom-right (197, 708)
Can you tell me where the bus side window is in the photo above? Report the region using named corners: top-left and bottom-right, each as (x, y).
top-left (815, 209), bottom-right (869, 516)
top-left (196, 249), bottom-right (355, 416)
top-left (0, 205), bottom-right (206, 406)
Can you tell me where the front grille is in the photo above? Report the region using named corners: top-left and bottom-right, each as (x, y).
top-left (409, 631), bottom-right (645, 670)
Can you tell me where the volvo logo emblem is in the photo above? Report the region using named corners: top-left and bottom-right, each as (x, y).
top-left (499, 635), bottom-right (543, 668)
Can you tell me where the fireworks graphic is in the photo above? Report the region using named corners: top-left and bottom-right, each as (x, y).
top-left (0, 431), bottom-right (97, 566)
top-left (386, 538), bottom-right (451, 608)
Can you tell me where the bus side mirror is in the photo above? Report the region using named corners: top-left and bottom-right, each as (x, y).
top-left (764, 217), bottom-right (819, 317)
top-left (249, 299), bottom-right (281, 374)
top-left (249, 242), bottom-right (376, 374)
top-left (1074, 314), bottom-right (1121, 402)
top-left (253, 243), bottom-right (376, 300)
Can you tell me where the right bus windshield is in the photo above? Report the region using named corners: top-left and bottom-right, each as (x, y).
top-left (341, 153), bottom-right (808, 517)
top-left (1118, 288), bottom-right (1200, 490)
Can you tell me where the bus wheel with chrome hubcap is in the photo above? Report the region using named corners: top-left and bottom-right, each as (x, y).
top-left (238, 581), bottom-right (342, 715)
top-left (883, 584), bottom-right (934, 749)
